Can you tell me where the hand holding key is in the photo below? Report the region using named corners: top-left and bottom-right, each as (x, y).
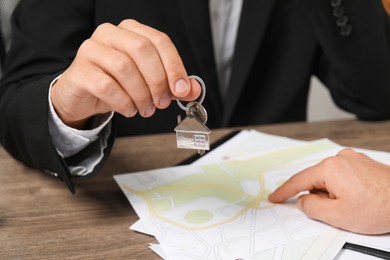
top-left (50, 19), bottom-right (201, 129)
top-left (175, 76), bottom-right (211, 155)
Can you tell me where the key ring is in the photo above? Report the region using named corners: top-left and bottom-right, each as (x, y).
top-left (176, 75), bottom-right (206, 112)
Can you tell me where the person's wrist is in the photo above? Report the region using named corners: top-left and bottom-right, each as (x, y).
top-left (50, 81), bottom-right (89, 130)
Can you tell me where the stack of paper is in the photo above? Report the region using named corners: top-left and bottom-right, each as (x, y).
top-left (114, 130), bottom-right (390, 259)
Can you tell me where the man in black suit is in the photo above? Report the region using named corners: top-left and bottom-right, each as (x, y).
top-left (1, 0), bottom-right (390, 190)
top-left (1, 0), bottom-right (390, 235)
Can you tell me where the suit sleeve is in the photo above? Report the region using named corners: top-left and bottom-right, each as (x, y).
top-left (312, 0), bottom-right (390, 120)
top-left (0, 0), bottom-right (113, 193)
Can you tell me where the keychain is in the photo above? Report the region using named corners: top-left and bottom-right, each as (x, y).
top-left (174, 75), bottom-right (211, 155)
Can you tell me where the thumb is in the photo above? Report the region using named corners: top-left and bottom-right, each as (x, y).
top-left (172, 77), bottom-right (202, 101)
top-left (297, 194), bottom-right (343, 228)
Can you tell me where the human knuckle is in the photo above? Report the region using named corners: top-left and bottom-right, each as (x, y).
top-left (153, 32), bottom-right (171, 47)
top-left (78, 39), bottom-right (93, 55)
top-left (322, 156), bottom-right (339, 168)
top-left (112, 56), bottom-right (132, 74)
top-left (119, 19), bottom-right (138, 28)
top-left (338, 148), bottom-right (355, 157)
top-left (133, 37), bottom-right (153, 53)
top-left (95, 77), bottom-right (114, 95)
top-left (95, 22), bottom-right (114, 36)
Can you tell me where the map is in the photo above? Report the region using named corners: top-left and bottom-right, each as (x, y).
top-left (114, 138), bottom-right (347, 259)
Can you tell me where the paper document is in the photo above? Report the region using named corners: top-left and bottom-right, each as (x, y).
top-left (115, 137), bottom-right (347, 259)
top-left (114, 130), bottom-right (390, 259)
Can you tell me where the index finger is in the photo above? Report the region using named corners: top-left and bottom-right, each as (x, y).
top-left (268, 161), bottom-right (329, 203)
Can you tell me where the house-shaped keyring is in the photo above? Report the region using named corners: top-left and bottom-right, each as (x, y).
top-left (174, 115), bottom-right (211, 152)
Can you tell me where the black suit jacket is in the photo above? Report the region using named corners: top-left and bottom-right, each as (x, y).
top-left (1, 0), bottom-right (390, 193)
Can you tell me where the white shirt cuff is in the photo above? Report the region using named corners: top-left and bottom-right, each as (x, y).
top-left (47, 75), bottom-right (114, 158)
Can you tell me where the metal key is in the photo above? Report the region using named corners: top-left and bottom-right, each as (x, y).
top-left (186, 101), bottom-right (208, 124)
top-left (174, 76), bottom-right (211, 155)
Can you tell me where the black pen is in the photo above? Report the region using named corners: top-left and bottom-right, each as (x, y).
top-left (343, 242), bottom-right (390, 259)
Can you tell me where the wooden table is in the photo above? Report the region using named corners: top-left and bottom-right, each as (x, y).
top-left (1, 119), bottom-right (390, 259)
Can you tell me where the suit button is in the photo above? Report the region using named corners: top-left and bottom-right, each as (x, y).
top-left (43, 169), bottom-right (59, 178)
top-left (340, 24), bottom-right (352, 36)
top-left (336, 15), bottom-right (348, 27)
top-left (332, 5), bottom-right (345, 17)
top-left (330, 0), bottom-right (342, 8)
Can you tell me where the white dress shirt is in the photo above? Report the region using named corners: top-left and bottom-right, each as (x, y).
top-left (48, 0), bottom-right (243, 176)
top-left (48, 76), bottom-right (114, 176)
top-left (209, 0), bottom-right (243, 94)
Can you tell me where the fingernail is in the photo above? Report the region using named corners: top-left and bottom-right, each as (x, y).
top-left (129, 109), bottom-right (138, 117)
top-left (297, 198), bottom-right (303, 210)
top-left (159, 92), bottom-right (171, 107)
top-left (175, 79), bottom-right (189, 94)
top-left (143, 104), bottom-right (156, 117)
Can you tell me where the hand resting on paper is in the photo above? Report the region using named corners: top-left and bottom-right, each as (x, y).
top-left (269, 148), bottom-right (390, 235)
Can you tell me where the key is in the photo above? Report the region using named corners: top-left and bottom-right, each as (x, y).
top-left (175, 102), bottom-right (210, 155)
top-left (174, 76), bottom-right (211, 155)
top-left (186, 101), bottom-right (208, 124)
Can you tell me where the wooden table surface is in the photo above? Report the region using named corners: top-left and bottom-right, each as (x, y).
top-left (1, 119), bottom-right (390, 259)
